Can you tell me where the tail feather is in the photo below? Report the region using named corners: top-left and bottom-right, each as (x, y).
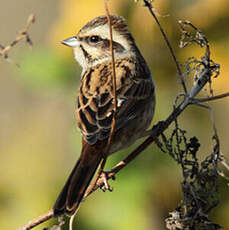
top-left (53, 143), bottom-right (102, 216)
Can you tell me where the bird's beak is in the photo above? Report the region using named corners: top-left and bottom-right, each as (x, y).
top-left (61, 36), bottom-right (80, 47)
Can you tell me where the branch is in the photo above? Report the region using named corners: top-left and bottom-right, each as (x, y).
top-left (16, 76), bottom-right (190, 230)
top-left (16, 210), bottom-right (53, 230)
top-left (142, 0), bottom-right (187, 93)
top-left (0, 14), bottom-right (35, 60)
top-left (196, 92), bottom-right (229, 102)
top-left (16, 1), bottom-right (227, 230)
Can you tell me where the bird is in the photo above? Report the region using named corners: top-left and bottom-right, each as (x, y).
top-left (53, 15), bottom-right (156, 216)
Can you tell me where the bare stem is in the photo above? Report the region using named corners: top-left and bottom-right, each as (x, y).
top-left (16, 210), bottom-right (53, 230)
top-left (0, 14), bottom-right (35, 59)
top-left (196, 92), bottom-right (229, 103)
top-left (84, 0), bottom-right (118, 199)
top-left (104, 0), bottom-right (118, 155)
top-left (143, 0), bottom-right (187, 93)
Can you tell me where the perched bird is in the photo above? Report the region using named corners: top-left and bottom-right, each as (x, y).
top-left (53, 15), bottom-right (155, 216)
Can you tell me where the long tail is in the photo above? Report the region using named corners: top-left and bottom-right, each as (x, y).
top-left (53, 141), bottom-right (103, 216)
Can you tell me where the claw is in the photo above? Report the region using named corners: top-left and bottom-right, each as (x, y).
top-left (100, 171), bottom-right (113, 192)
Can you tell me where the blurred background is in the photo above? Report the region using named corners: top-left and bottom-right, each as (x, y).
top-left (0, 0), bottom-right (229, 229)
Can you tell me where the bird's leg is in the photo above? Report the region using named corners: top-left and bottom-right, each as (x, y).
top-left (96, 155), bottom-right (114, 192)
top-left (97, 122), bottom-right (167, 193)
top-left (98, 122), bottom-right (167, 192)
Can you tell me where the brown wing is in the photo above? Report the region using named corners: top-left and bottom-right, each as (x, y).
top-left (76, 58), bottom-right (155, 145)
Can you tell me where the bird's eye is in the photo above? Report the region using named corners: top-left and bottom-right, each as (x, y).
top-left (89, 35), bottom-right (101, 43)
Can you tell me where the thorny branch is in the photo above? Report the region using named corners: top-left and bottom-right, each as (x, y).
top-left (0, 14), bottom-right (35, 60)
top-left (16, 1), bottom-right (229, 230)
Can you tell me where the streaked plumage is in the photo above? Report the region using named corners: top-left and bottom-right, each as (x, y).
top-left (54, 15), bottom-right (155, 216)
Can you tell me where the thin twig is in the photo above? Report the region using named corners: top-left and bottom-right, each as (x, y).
top-left (142, 0), bottom-right (187, 93)
top-left (196, 92), bottom-right (229, 103)
top-left (16, 210), bottom-right (53, 230)
top-left (84, 0), bottom-right (118, 198)
top-left (67, 2), bottom-right (118, 225)
top-left (104, 0), bottom-right (118, 156)
top-left (0, 14), bottom-right (35, 59)
top-left (179, 20), bottom-right (211, 63)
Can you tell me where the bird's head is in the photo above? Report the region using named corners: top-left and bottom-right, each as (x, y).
top-left (61, 15), bottom-right (137, 72)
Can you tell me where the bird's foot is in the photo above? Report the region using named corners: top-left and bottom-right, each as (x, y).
top-left (99, 170), bottom-right (115, 192)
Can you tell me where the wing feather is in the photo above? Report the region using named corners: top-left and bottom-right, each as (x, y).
top-left (76, 58), bottom-right (154, 144)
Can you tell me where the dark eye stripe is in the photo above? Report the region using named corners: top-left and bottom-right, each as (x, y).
top-left (102, 39), bottom-right (125, 52)
top-left (83, 36), bottom-right (125, 52)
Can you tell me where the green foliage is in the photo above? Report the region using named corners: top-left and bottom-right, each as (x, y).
top-left (17, 48), bottom-right (79, 91)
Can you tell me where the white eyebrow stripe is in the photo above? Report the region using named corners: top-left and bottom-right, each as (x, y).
top-left (84, 24), bottom-right (131, 51)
